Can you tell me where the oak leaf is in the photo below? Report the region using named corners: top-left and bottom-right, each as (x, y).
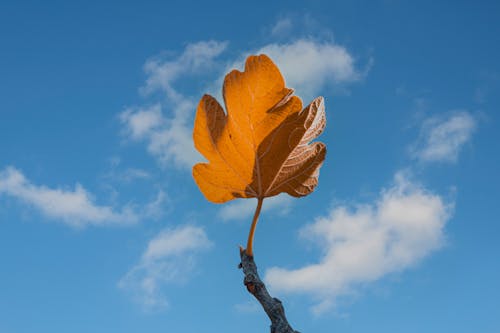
top-left (192, 54), bottom-right (326, 255)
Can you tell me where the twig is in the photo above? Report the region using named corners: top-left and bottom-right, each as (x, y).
top-left (238, 248), bottom-right (300, 333)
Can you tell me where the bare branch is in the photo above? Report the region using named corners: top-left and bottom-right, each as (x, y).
top-left (238, 248), bottom-right (300, 333)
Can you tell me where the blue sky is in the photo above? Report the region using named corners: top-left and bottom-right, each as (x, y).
top-left (1, 1), bottom-right (499, 332)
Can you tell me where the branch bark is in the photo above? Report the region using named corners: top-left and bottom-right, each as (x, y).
top-left (238, 248), bottom-right (300, 333)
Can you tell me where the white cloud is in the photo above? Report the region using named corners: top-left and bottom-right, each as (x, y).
top-left (410, 111), bottom-right (476, 163)
top-left (212, 39), bottom-right (363, 104)
top-left (120, 104), bottom-right (163, 140)
top-left (118, 225), bottom-right (212, 311)
top-left (257, 39), bottom-right (362, 101)
top-left (120, 103), bottom-right (199, 168)
top-left (143, 224), bottom-right (211, 260)
top-left (147, 113), bottom-right (199, 167)
top-left (0, 166), bottom-right (139, 227)
top-left (265, 171), bottom-right (452, 314)
top-left (218, 195), bottom-right (293, 222)
top-left (120, 41), bottom-right (228, 169)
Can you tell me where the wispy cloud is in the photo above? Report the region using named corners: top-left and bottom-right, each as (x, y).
top-left (118, 225), bottom-right (212, 311)
top-left (141, 40), bottom-right (228, 100)
top-left (234, 300), bottom-right (260, 314)
top-left (117, 168), bottom-right (151, 182)
top-left (120, 41), bottom-right (228, 169)
top-left (0, 166), bottom-right (140, 227)
top-left (265, 171), bottom-right (452, 314)
top-left (218, 195), bottom-right (293, 222)
top-left (270, 17), bottom-right (293, 37)
top-left (410, 111), bottom-right (476, 163)
top-left (103, 157), bottom-right (152, 184)
top-left (143, 190), bottom-right (168, 220)
top-left (120, 104), bottom-right (164, 140)
top-left (120, 103), bottom-right (199, 168)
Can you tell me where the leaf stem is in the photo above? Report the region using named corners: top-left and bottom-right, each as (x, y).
top-left (246, 197), bottom-right (264, 257)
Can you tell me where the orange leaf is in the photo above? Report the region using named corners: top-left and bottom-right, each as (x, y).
top-left (192, 54), bottom-right (326, 255)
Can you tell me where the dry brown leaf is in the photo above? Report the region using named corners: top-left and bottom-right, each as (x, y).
top-left (192, 54), bottom-right (326, 255)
